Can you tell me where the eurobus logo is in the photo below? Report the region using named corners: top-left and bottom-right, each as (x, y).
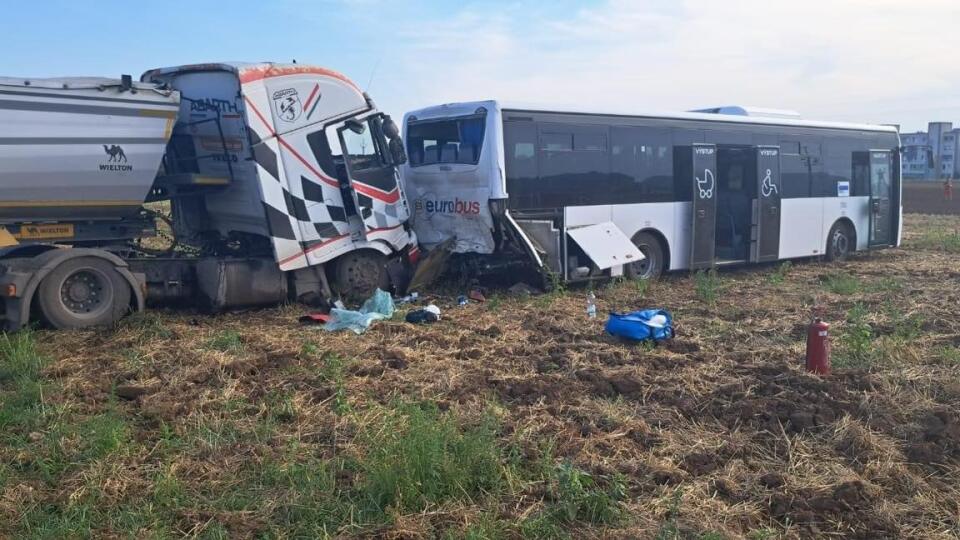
top-left (416, 198), bottom-right (482, 215)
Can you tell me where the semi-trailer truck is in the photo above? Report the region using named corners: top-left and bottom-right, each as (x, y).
top-left (0, 62), bottom-right (417, 330)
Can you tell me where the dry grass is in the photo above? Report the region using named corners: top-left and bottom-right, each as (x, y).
top-left (2, 214), bottom-right (960, 538)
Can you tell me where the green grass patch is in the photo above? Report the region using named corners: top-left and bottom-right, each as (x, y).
top-left (767, 261), bottom-right (792, 285)
top-left (911, 227), bottom-right (960, 253)
top-left (205, 330), bottom-right (244, 352)
top-left (822, 272), bottom-right (860, 295)
top-left (520, 439), bottom-right (625, 539)
top-left (694, 269), bottom-right (722, 305)
top-left (359, 402), bottom-right (504, 514)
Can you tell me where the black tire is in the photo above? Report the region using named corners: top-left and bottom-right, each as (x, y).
top-left (334, 250), bottom-right (390, 301)
top-left (625, 232), bottom-right (665, 280)
top-left (36, 257), bottom-right (131, 329)
top-left (825, 221), bottom-right (854, 262)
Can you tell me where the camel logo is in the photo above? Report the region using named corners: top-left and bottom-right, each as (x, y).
top-left (103, 145), bottom-right (127, 163)
top-left (99, 144), bottom-right (132, 172)
top-left (272, 88), bottom-right (302, 122)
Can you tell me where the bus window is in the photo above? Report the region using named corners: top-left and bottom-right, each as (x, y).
top-left (540, 132), bottom-right (573, 152)
top-left (781, 140), bottom-right (810, 198)
top-left (611, 126), bottom-right (673, 202)
top-left (406, 114), bottom-right (486, 167)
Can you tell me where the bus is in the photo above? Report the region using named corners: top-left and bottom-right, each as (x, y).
top-left (401, 101), bottom-right (901, 282)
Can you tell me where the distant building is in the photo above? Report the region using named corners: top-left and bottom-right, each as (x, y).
top-left (902, 122), bottom-right (960, 179)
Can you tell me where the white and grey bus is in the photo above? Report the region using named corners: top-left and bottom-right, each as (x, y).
top-left (401, 101), bottom-right (901, 281)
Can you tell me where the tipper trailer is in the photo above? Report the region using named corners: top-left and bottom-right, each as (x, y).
top-left (0, 62), bottom-right (417, 330)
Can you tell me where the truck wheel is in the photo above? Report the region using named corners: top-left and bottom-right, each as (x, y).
top-left (37, 257), bottom-right (131, 329)
top-left (825, 222), bottom-right (854, 262)
top-left (334, 250), bottom-right (390, 302)
top-left (625, 232), bottom-right (664, 280)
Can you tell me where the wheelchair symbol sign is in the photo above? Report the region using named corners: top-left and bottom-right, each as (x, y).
top-left (761, 168), bottom-right (778, 198)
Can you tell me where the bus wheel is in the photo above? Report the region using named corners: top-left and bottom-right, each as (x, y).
top-left (625, 232), bottom-right (664, 280)
top-left (825, 222), bottom-right (854, 262)
top-left (334, 250), bottom-right (390, 302)
top-left (36, 257), bottom-right (131, 329)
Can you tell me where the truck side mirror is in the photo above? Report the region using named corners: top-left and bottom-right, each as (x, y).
top-left (345, 119), bottom-right (365, 135)
top-left (389, 137), bottom-right (407, 165)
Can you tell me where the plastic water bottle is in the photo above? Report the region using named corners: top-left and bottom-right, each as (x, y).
top-left (586, 291), bottom-right (597, 319)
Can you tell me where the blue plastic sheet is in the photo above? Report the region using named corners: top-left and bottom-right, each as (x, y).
top-left (323, 289), bottom-right (395, 334)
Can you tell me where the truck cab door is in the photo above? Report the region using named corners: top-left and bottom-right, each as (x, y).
top-left (689, 144), bottom-right (718, 270)
top-left (338, 119), bottom-right (406, 239)
top-left (752, 145), bottom-right (782, 262)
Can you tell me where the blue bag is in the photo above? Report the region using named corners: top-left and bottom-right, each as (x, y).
top-left (605, 309), bottom-right (674, 342)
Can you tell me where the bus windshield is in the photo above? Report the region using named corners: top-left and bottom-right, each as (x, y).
top-left (406, 113), bottom-right (486, 167)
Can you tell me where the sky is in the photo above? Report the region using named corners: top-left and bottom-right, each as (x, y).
top-left (2, 0), bottom-right (959, 132)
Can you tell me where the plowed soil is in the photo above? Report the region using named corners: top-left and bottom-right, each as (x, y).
top-left (2, 214), bottom-right (960, 539)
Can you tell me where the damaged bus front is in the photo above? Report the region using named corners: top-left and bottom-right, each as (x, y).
top-left (402, 100), bottom-right (643, 283)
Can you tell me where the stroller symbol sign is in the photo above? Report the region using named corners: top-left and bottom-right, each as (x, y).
top-left (696, 168), bottom-right (715, 199)
top-left (761, 168), bottom-right (778, 198)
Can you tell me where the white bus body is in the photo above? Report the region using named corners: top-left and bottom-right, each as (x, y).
top-left (402, 100), bottom-right (901, 281)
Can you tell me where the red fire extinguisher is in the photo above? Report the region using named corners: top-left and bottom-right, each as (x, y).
top-left (806, 318), bottom-right (831, 375)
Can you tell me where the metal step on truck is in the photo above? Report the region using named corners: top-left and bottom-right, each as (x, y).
top-left (0, 62), bottom-right (418, 330)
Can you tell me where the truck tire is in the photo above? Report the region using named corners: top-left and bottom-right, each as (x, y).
top-left (36, 256), bottom-right (131, 329)
top-left (625, 232), bottom-right (665, 280)
top-left (333, 250), bottom-right (390, 302)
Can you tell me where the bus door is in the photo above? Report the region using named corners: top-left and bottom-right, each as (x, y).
top-left (752, 145), bottom-right (782, 262)
top-left (868, 150), bottom-right (893, 247)
top-left (690, 143), bottom-right (718, 269)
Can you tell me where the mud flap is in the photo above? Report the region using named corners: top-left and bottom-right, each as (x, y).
top-left (566, 222), bottom-right (644, 271)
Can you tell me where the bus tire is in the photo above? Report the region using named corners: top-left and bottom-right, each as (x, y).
top-left (333, 250), bottom-right (390, 302)
top-left (625, 232), bottom-right (665, 280)
top-left (36, 256), bottom-right (131, 329)
top-left (825, 221), bottom-right (854, 262)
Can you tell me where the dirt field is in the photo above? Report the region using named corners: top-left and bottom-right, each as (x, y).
top-left (2, 215), bottom-right (960, 539)
top-left (904, 181), bottom-right (960, 215)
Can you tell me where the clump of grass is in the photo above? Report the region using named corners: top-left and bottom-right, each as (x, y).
top-left (359, 402), bottom-right (504, 514)
top-left (205, 329), bottom-right (243, 352)
top-left (822, 272), bottom-right (860, 295)
top-left (767, 261), bottom-right (792, 284)
top-left (867, 276), bottom-right (904, 293)
top-left (694, 269), bottom-right (722, 305)
top-left (834, 303), bottom-right (874, 369)
top-left (654, 488), bottom-right (684, 540)
top-left (912, 227), bottom-right (960, 253)
top-left (937, 346), bottom-right (960, 365)
top-left (0, 330), bottom-right (46, 383)
top-left (520, 444), bottom-right (625, 537)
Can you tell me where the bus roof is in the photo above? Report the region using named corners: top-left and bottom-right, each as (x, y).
top-left (405, 100), bottom-right (899, 134)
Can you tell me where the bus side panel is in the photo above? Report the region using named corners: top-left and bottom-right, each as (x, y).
top-left (821, 196), bottom-right (870, 251)
top-left (779, 198), bottom-right (824, 259)
top-left (608, 202), bottom-right (680, 269)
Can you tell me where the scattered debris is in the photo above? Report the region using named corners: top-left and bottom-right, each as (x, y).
top-left (507, 282), bottom-right (541, 296)
top-left (323, 289), bottom-right (395, 334)
top-left (468, 289), bottom-right (486, 302)
top-left (298, 312), bottom-right (332, 325)
top-left (405, 304), bottom-right (441, 323)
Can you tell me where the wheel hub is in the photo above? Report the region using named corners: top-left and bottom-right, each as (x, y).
top-left (630, 246), bottom-right (654, 279)
top-left (61, 270), bottom-right (105, 313)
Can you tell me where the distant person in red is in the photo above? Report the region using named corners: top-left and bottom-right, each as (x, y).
top-left (945, 177), bottom-right (954, 201)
